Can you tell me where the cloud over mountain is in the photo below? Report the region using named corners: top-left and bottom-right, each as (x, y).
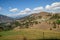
top-left (33, 7), bottom-right (43, 11)
top-left (8, 2), bottom-right (60, 17)
top-left (9, 8), bottom-right (18, 12)
top-left (45, 2), bottom-right (60, 13)
top-left (32, 7), bottom-right (44, 13)
top-left (18, 8), bottom-right (31, 15)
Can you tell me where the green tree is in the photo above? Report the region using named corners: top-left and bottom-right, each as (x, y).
top-left (53, 22), bottom-right (56, 28)
top-left (38, 16), bottom-right (42, 19)
top-left (25, 22), bottom-right (29, 28)
top-left (34, 21), bottom-right (38, 24)
top-left (14, 21), bottom-right (20, 26)
top-left (56, 20), bottom-right (60, 28)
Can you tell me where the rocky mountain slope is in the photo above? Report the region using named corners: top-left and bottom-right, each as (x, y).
top-left (0, 14), bottom-right (14, 23)
top-left (14, 12), bottom-right (60, 31)
top-left (0, 12), bottom-right (60, 31)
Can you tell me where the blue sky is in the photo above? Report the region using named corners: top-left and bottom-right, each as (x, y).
top-left (0, 0), bottom-right (60, 17)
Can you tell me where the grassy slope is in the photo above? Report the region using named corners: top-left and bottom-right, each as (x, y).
top-left (0, 29), bottom-right (60, 40)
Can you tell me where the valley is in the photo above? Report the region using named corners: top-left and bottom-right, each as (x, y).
top-left (0, 12), bottom-right (60, 40)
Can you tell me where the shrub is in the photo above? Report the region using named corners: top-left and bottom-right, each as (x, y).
top-left (39, 22), bottom-right (41, 23)
top-left (0, 35), bottom-right (2, 37)
top-left (23, 37), bottom-right (27, 40)
top-left (53, 26), bottom-right (56, 28)
top-left (56, 19), bottom-right (60, 28)
top-left (38, 16), bottom-right (42, 19)
top-left (0, 27), bottom-right (3, 31)
top-left (50, 28), bottom-right (52, 30)
top-left (25, 24), bottom-right (29, 28)
top-left (14, 21), bottom-right (20, 26)
top-left (56, 20), bottom-right (60, 25)
top-left (52, 22), bottom-right (56, 28)
top-left (34, 21), bottom-right (38, 24)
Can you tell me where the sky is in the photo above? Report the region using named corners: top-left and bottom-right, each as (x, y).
top-left (0, 0), bottom-right (60, 17)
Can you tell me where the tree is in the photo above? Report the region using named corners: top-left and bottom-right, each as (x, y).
top-left (34, 21), bottom-right (38, 24)
top-left (53, 22), bottom-right (56, 28)
top-left (56, 20), bottom-right (60, 28)
top-left (50, 14), bottom-right (60, 19)
top-left (0, 27), bottom-right (3, 31)
top-left (14, 21), bottom-right (20, 26)
top-left (50, 28), bottom-right (52, 30)
top-left (25, 22), bottom-right (29, 28)
top-left (23, 36), bottom-right (27, 40)
top-left (38, 16), bottom-right (42, 19)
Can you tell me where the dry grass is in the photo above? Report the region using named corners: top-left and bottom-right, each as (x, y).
top-left (0, 29), bottom-right (60, 40)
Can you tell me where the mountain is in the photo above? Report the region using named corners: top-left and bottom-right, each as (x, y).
top-left (0, 12), bottom-right (60, 31)
top-left (0, 14), bottom-right (14, 23)
top-left (14, 12), bottom-right (60, 31)
top-left (16, 13), bottom-right (32, 19)
top-left (17, 12), bottom-right (51, 20)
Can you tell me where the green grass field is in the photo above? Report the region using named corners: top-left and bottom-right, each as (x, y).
top-left (0, 29), bottom-right (60, 40)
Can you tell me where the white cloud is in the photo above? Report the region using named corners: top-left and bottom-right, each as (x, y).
top-left (8, 2), bottom-right (60, 17)
top-left (9, 8), bottom-right (18, 12)
top-left (51, 2), bottom-right (60, 7)
top-left (33, 7), bottom-right (43, 11)
top-left (45, 5), bottom-right (51, 10)
top-left (32, 7), bottom-right (44, 13)
top-left (45, 2), bottom-right (60, 13)
top-left (18, 8), bottom-right (31, 15)
top-left (7, 8), bottom-right (31, 17)
top-left (24, 8), bottom-right (31, 12)
top-left (8, 7), bottom-right (44, 17)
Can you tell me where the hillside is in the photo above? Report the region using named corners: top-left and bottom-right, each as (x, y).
top-left (13, 12), bottom-right (60, 31)
top-left (0, 12), bottom-right (60, 31)
top-left (0, 14), bottom-right (15, 31)
top-left (0, 12), bottom-right (60, 40)
top-left (0, 14), bottom-right (14, 23)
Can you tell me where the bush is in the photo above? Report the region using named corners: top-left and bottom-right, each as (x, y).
top-left (53, 26), bottom-right (56, 28)
top-left (34, 21), bottom-right (38, 24)
top-left (25, 24), bottom-right (29, 28)
top-left (39, 22), bottom-right (41, 23)
top-left (50, 28), bottom-right (52, 30)
top-left (23, 37), bottom-right (27, 40)
top-left (0, 27), bottom-right (3, 31)
top-left (56, 19), bottom-right (60, 25)
top-left (52, 22), bottom-right (56, 28)
top-left (38, 16), bottom-right (42, 19)
top-left (50, 14), bottom-right (60, 19)
top-left (14, 21), bottom-right (20, 26)
top-left (25, 26), bottom-right (29, 28)
top-left (0, 35), bottom-right (2, 37)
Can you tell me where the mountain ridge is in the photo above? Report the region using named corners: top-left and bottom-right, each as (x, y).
top-left (0, 14), bottom-right (14, 23)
